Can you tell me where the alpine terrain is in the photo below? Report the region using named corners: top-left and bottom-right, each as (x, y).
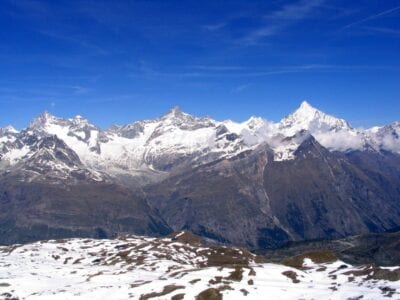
top-left (2, 101), bottom-right (400, 299)
top-left (1, 101), bottom-right (400, 249)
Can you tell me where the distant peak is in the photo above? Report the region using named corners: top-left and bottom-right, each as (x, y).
top-left (245, 116), bottom-right (267, 128)
top-left (162, 106), bottom-right (189, 119)
top-left (0, 125), bottom-right (18, 135)
top-left (29, 111), bottom-right (59, 129)
top-left (171, 106), bottom-right (182, 114)
top-left (289, 101), bottom-right (324, 120)
top-left (300, 100), bottom-right (313, 108)
top-left (297, 100), bottom-right (318, 113)
top-left (168, 106), bottom-right (183, 115)
top-left (40, 111), bottom-right (55, 120)
top-left (280, 101), bottom-right (351, 133)
top-left (70, 114), bottom-right (90, 125)
top-left (34, 111), bottom-right (56, 122)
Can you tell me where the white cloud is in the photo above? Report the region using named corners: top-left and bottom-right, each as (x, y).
top-left (242, 0), bottom-right (325, 44)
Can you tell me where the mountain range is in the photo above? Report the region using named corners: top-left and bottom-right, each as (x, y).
top-left (1, 101), bottom-right (400, 248)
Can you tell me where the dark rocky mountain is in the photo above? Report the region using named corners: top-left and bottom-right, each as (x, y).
top-left (0, 172), bottom-right (171, 245)
top-left (144, 136), bottom-right (400, 249)
top-left (1, 102), bottom-right (400, 249)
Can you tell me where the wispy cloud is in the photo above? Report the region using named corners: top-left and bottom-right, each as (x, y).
top-left (4, 0), bottom-right (50, 18)
top-left (129, 63), bottom-right (389, 80)
top-left (203, 23), bottom-right (227, 31)
top-left (231, 83), bottom-right (251, 93)
top-left (189, 65), bottom-right (248, 71)
top-left (343, 5), bottom-right (400, 29)
top-left (4, 1), bottom-right (110, 56)
top-left (34, 29), bottom-right (109, 55)
top-left (361, 26), bottom-right (400, 37)
top-left (241, 0), bottom-right (325, 45)
top-left (267, 0), bottom-right (325, 20)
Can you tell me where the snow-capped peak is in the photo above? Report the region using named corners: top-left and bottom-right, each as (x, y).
top-left (29, 111), bottom-right (57, 127)
top-left (28, 112), bottom-right (97, 133)
top-left (69, 115), bottom-right (92, 127)
top-left (162, 106), bottom-right (186, 119)
top-left (73, 115), bottom-right (86, 122)
top-left (280, 101), bottom-right (351, 135)
top-left (158, 107), bottom-right (215, 130)
top-left (370, 121), bottom-right (400, 153)
top-left (245, 116), bottom-right (268, 129)
top-left (298, 100), bottom-right (316, 113)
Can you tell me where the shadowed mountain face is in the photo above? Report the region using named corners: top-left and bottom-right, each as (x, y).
top-left (263, 137), bottom-right (400, 243)
top-left (1, 103), bottom-right (400, 248)
top-left (0, 173), bottom-right (171, 245)
top-left (145, 137), bottom-right (400, 249)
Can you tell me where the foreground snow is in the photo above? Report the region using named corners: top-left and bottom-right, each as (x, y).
top-left (0, 233), bottom-right (399, 299)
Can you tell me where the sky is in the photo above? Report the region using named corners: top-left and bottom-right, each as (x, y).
top-left (0, 0), bottom-right (399, 129)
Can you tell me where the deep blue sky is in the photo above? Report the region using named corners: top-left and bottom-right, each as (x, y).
top-left (1, 0), bottom-right (399, 129)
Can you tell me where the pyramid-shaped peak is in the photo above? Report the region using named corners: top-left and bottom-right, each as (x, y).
top-left (299, 100), bottom-right (315, 110)
top-left (161, 106), bottom-right (192, 120)
top-left (171, 106), bottom-right (182, 114)
top-left (295, 101), bottom-right (320, 115)
top-left (165, 106), bottom-right (184, 116)
top-left (280, 101), bottom-right (351, 133)
top-left (289, 101), bottom-right (330, 121)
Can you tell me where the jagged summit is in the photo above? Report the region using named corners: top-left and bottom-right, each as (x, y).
top-left (158, 106), bottom-right (215, 131)
top-left (28, 111), bottom-right (98, 133)
top-left (160, 106), bottom-right (192, 122)
top-left (29, 111), bottom-right (58, 128)
top-left (160, 106), bottom-right (198, 122)
top-left (163, 106), bottom-right (184, 118)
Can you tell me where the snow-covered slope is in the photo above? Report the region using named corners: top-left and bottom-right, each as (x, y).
top-left (1, 232), bottom-right (399, 300)
top-left (1, 102), bottom-right (399, 179)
